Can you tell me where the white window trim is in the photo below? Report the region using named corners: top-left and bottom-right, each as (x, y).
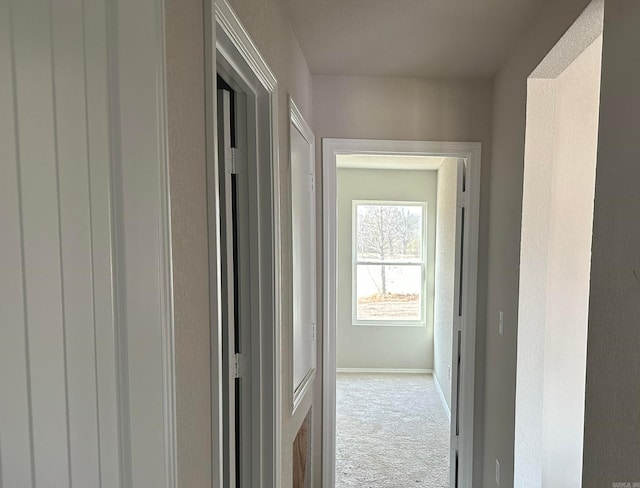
top-left (351, 200), bottom-right (428, 327)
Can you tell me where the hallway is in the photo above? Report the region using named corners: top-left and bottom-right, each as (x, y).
top-left (3, 0), bottom-right (639, 486)
top-left (336, 374), bottom-right (450, 488)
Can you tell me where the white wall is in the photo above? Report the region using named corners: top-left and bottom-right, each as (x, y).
top-left (543, 36), bottom-right (601, 487)
top-left (583, 1), bottom-right (640, 484)
top-left (1, 0), bottom-right (173, 485)
top-left (336, 168), bottom-right (437, 370)
top-left (512, 78), bottom-right (553, 487)
top-left (434, 160), bottom-right (458, 410)
top-left (486, 0), bottom-right (595, 485)
top-left (516, 33), bottom-right (602, 487)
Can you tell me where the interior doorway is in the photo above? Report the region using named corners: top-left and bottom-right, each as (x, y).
top-left (514, 0), bottom-right (604, 483)
top-left (206, 2), bottom-right (283, 486)
top-left (216, 74), bottom-right (255, 488)
top-left (322, 139), bottom-right (482, 488)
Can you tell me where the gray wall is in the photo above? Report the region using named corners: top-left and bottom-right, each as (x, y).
top-left (164, 0), bottom-right (316, 486)
top-left (336, 168), bottom-right (437, 370)
top-left (583, 1), bottom-right (640, 484)
top-left (313, 74), bottom-right (493, 485)
top-left (499, 1), bottom-right (640, 484)
top-left (165, 1), bottom-right (211, 485)
top-left (434, 160), bottom-right (458, 410)
top-left (486, 0), bottom-right (599, 485)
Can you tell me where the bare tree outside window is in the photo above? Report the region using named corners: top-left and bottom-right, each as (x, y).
top-left (354, 202), bottom-right (425, 323)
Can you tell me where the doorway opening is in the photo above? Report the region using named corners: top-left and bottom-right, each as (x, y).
top-left (216, 74), bottom-right (255, 488)
top-left (514, 0), bottom-right (603, 484)
top-left (206, 1), bottom-right (282, 486)
top-left (322, 139), bottom-right (481, 488)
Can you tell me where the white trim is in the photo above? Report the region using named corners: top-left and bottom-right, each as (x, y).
top-left (213, 1), bottom-right (276, 91)
top-left (105, 0), bottom-right (131, 481)
top-left (323, 138), bottom-right (481, 488)
top-left (351, 200), bottom-right (428, 327)
top-left (337, 154), bottom-right (446, 171)
top-left (289, 97), bottom-right (314, 145)
top-left (292, 369), bottom-right (315, 414)
top-left (155, 1), bottom-right (177, 486)
top-left (433, 372), bottom-right (452, 421)
top-left (289, 96), bottom-right (317, 416)
top-left (209, 2), bottom-right (281, 487)
top-left (203, 2), bottom-right (223, 485)
top-left (322, 139), bottom-right (338, 488)
top-left (336, 368), bottom-right (433, 374)
top-left (107, 0), bottom-right (177, 484)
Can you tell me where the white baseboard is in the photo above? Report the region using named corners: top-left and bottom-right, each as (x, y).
top-left (433, 372), bottom-right (451, 420)
top-left (336, 368), bottom-right (433, 374)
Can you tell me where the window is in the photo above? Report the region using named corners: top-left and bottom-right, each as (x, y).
top-left (353, 201), bottom-right (426, 325)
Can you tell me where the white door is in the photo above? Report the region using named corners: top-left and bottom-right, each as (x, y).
top-left (217, 85), bottom-right (253, 488)
top-left (449, 158), bottom-right (467, 488)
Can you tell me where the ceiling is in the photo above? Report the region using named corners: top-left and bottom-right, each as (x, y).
top-left (282, 0), bottom-right (545, 78)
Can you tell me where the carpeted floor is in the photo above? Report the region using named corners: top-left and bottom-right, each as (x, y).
top-left (336, 373), bottom-right (450, 488)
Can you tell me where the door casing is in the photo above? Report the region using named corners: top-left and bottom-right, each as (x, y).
top-left (321, 138), bottom-right (482, 488)
top-left (205, 1), bottom-right (282, 486)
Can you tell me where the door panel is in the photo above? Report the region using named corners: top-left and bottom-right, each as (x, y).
top-left (449, 158), bottom-right (466, 487)
top-left (217, 84), bottom-right (253, 488)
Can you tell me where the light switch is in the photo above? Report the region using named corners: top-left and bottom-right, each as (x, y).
top-left (499, 311), bottom-right (504, 336)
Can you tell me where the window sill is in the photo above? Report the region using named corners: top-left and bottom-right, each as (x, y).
top-left (352, 322), bottom-right (426, 328)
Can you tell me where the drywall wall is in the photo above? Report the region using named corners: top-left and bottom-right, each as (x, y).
top-left (487, 0), bottom-right (596, 485)
top-left (313, 74), bottom-right (493, 486)
top-left (165, 0), bottom-right (211, 486)
top-left (336, 168), bottom-right (437, 370)
top-left (513, 78), bottom-right (554, 487)
top-left (313, 75), bottom-right (493, 145)
top-left (544, 35), bottom-right (601, 487)
top-left (164, 0), bottom-right (315, 486)
top-left (583, 1), bottom-right (640, 484)
top-left (434, 160), bottom-right (458, 410)
top-left (516, 33), bottom-right (602, 487)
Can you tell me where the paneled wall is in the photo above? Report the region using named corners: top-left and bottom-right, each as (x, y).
top-left (0, 1), bottom-right (119, 485)
top-left (0, 0), bottom-right (174, 486)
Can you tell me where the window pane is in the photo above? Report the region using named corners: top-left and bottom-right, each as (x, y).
top-left (356, 265), bottom-right (422, 321)
top-left (356, 204), bottom-right (423, 262)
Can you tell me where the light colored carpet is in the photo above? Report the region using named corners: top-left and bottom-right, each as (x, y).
top-left (336, 373), bottom-right (450, 488)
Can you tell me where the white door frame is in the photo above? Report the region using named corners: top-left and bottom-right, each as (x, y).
top-left (322, 138), bottom-right (481, 488)
top-left (205, 1), bottom-right (282, 486)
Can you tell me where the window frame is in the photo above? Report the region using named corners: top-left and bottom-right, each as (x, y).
top-left (351, 199), bottom-right (428, 327)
